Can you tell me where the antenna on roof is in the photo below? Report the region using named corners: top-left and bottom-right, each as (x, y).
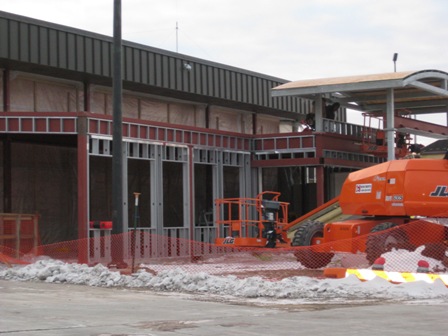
top-left (393, 53), bottom-right (398, 72)
top-left (176, 21), bottom-right (179, 53)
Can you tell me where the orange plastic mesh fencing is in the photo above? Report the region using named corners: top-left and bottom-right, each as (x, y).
top-left (1, 218), bottom-right (447, 279)
top-left (38, 239), bottom-right (87, 261)
top-left (0, 245), bottom-right (30, 265)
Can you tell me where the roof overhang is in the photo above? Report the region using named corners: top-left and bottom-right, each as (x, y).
top-left (272, 69), bottom-right (448, 115)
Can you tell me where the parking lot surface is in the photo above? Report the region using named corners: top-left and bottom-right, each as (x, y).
top-left (1, 279), bottom-right (448, 336)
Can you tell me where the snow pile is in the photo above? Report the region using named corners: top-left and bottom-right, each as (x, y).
top-left (381, 245), bottom-right (447, 272)
top-left (1, 255), bottom-right (448, 302)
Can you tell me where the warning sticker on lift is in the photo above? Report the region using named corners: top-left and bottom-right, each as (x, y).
top-left (355, 183), bottom-right (372, 194)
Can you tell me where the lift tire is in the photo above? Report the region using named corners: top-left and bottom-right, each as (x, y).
top-left (365, 222), bottom-right (414, 265)
top-left (292, 221), bottom-right (334, 269)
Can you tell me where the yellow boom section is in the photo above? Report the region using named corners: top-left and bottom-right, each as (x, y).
top-left (284, 197), bottom-right (351, 239)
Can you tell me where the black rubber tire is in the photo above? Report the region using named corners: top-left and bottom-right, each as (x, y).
top-left (365, 222), bottom-right (413, 265)
top-left (291, 220), bottom-right (324, 246)
top-left (291, 221), bottom-right (334, 269)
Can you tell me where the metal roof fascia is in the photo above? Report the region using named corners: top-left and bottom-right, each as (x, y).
top-left (408, 106), bottom-right (448, 114)
top-left (408, 81), bottom-right (448, 97)
top-left (402, 70), bottom-right (448, 83)
top-left (271, 86), bottom-right (328, 97)
top-left (272, 79), bottom-right (406, 97)
top-left (402, 70), bottom-right (448, 96)
top-left (361, 103), bottom-right (446, 114)
top-left (393, 99), bottom-right (448, 110)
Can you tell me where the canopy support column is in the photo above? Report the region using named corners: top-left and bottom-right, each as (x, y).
top-left (314, 95), bottom-right (323, 132)
top-left (386, 88), bottom-right (395, 161)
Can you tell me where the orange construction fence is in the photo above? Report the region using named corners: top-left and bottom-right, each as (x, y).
top-left (0, 218), bottom-right (447, 280)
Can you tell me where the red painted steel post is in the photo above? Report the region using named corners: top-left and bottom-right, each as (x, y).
top-left (316, 166), bottom-right (325, 206)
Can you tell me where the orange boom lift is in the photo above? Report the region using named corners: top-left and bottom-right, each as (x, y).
top-left (215, 154), bottom-right (448, 268)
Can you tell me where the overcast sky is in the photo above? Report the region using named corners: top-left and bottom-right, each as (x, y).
top-left (1, 0), bottom-right (447, 141)
top-left (1, 0), bottom-right (447, 80)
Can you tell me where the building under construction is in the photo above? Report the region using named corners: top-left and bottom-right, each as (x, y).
top-left (0, 11), bottom-right (447, 264)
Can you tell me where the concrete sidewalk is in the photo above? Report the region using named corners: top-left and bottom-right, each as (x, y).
top-left (1, 279), bottom-right (447, 336)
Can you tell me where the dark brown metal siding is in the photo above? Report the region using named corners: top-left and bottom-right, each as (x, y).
top-left (0, 11), bottom-right (304, 114)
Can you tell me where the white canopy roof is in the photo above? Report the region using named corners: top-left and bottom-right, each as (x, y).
top-left (272, 69), bottom-right (448, 115)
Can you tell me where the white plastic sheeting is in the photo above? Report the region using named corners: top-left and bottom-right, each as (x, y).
top-left (9, 73), bottom-right (81, 112)
top-left (257, 115), bottom-right (279, 134)
top-left (91, 85), bottom-right (206, 127)
top-left (209, 106), bottom-right (253, 133)
top-left (6, 73), bottom-right (260, 134)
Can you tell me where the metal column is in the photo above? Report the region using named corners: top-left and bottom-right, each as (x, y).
top-left (386, 88), bottom-right (395, 161)
top-left (151, 145), bottom-right (164, 236)
top-left (213, 150), bottom-right (224, 201)
top-left (240, 154), bottom-right (251, 198)
top-left (314, 95), bottom-right (324, 132)
top-left (183, 146), bottom-right (192, 231)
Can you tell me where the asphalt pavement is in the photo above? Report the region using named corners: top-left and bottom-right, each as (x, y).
top-left (1, 279), bottom-right (447, 336)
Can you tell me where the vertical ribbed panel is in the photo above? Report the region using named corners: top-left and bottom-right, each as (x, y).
top-left (67, 33), bottom-right (76, 71)
top-left (57, 31), bottom-right (67, 69)
top-left (0, 19), bottom-right (8, 58)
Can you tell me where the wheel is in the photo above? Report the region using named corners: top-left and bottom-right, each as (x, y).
top-left (291, 220), bottom-right (334, 269)
top-left (365, 222), bottom-right (414, 264)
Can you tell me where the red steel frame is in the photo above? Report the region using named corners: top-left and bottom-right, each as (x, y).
top-left (0, 111), bottom-right (403, 261)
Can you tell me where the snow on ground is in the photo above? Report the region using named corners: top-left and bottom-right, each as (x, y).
top-left (138, 245), bottom-right (447, 275)
top-left (1, 247), bottom-right (448, 304)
